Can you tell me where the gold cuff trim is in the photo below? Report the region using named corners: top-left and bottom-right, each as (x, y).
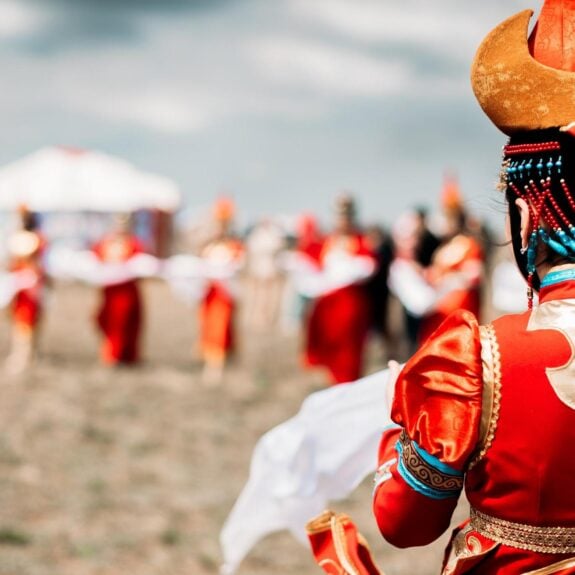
top-left (469, 324), bottom-right (502, 469)
top-left (523, 558), bottom-right (575, 574)
top-left (398, 430), bottom-right (463, 495)
top-left (470, 507), bottom-right (575, 554)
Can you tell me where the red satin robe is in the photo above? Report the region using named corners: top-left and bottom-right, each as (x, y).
top-left (419, 233), bottom-right (484, 344)
top-left (199, 238), bottom-right (243, 364)
top-left (93, 235), bottom-right (143, 365)
top-left (304, 234), bottom-right (375, 385)
top-left (373, 279), bottom-right (575, 574)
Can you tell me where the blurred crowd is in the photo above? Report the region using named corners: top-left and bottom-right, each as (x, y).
top-left (0, 178), bottom-right (503, 384)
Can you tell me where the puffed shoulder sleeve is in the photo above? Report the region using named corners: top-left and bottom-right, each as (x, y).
top-left (392, 309), bottom-right (483, 474)
top-left (373, 310), bottom-right (484, 548)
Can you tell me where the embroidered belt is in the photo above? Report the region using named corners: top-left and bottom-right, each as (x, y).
top-left (470, 507), bottom-right (575, 554)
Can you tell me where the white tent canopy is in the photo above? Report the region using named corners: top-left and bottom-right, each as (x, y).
top-left (0, 147), bottom-right (181, 213)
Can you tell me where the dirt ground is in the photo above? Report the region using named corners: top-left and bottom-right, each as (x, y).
top-left (0, 281), bottom-right (469, 575)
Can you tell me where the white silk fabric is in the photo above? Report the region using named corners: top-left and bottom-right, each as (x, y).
top-left (219, 369), bottom-right (392, 574)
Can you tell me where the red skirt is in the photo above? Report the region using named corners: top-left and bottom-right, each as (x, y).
top-left (96, 280), bottom-right (142, 364)
top-left (305, 285), bottom-right (371, 384)
top-left (12, 287), bottom-right (42, 329)
top-left (199, 282), bottom-right (235, 362)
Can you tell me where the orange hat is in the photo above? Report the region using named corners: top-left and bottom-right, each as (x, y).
top-left (213, 197), bottom-right (235, 222)
top-left (441, 174), bottom-right (463, 213)
top-left (472, 1), bottom-right (575, 134)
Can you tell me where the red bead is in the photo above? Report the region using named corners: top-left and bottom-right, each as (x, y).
top-left (504, 141), bottom-right (561, 156)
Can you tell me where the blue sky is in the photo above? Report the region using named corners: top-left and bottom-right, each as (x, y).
top-left (0, 0), bottom-right (532, 226)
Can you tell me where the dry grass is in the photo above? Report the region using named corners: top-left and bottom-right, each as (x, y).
top-left (0, 281), bottom-right (468, 575)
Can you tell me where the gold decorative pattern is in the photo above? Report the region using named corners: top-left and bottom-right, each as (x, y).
top-left (443, 524), bottom-right (499, 575)
top-left (450, 524), bottom-right (479, 559)
top-left (398, 430), bottom-right (463, 494)
top-left (331, 515), bottom-right (361, 575)
top-left (469, 324), bottom-right (502, 469)
top-left (470, 507), bottom-right (575, 554)
top-left (523, 558), bottom-right (575, 574)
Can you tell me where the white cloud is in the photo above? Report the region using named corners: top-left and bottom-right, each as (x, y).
top-left (248, 36), bottom-right (411, 98)
top-left (68, 90), bottom-right (220, 134)
top-left (290, 0), bottom-right (528, 60)
top-left (0, 0), bottom-right (478, 138)
top-left (0, 0), bottom-right (47, 39)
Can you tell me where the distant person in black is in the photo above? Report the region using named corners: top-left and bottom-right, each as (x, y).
top-left (404, 207), bottom-right (440, 356)
top-left (365, 225), bottom-right (394, 359)
top-left (414, 207), bottom-right (440, 267)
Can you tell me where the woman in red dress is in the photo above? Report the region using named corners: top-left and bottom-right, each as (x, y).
top-left (93, 215), bottom-right (143, 365)
top-left (6, 207), bottom-right (46, 373)
top-left (372, 2), bottom-right (575, 574)
top-left (303, 195), bottom-right (376, 384)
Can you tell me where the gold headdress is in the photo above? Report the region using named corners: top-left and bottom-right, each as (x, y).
top-left (472, 1), bottom-right (575, 309)
top-left (471, 2), bottom-right (575, 135)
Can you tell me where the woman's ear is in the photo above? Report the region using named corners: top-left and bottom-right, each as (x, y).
top-left (515, 198), bottom-right (533, 251)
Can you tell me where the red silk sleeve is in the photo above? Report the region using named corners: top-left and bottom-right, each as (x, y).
top-left (373, 427), bottom-right (460, 547)
top-left (373, 310), bottom-right (483, 548)
top-left (392, 309), bottom-right (483, 470)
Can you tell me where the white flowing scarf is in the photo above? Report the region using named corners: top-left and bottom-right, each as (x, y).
top-left (219, 368), bottom-right (393, 575)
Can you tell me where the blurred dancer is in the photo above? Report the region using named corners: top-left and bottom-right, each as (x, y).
top-left (93, 214), bottom-right (143, 365)
top-left (373, 3), bottom-right (575, 573)
top-left (419, 178), bottom-right (484, 342)
top-left (391, 208), bottom-right (438, 355)
top-left (365, 224), bottom-right (394, 358)
top-left (414, 206), bottom-right (441, 267)
top-left (198, 198), bottom-right (243, 384)
top-left (6, 206), bottom-right (46, 373)
top-left (304, 194), bottom-right (375, 384)
top-left (244, 219), bottom-right (285, 331)
top-left (296, 213), bottom-right (324, 264)
top-left (278, 214), bottom-right (324, 334)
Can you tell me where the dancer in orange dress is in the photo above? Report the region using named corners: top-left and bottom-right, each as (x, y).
top-left (304, 195), bottom-right (375, 384)
top-left (93, 215), bottom-right (143, 365)
top-left (372, 2), bottom-right (575, 574)
top-left (6, 207), bottom-right (46, 373)
top-left (198, 198), bottom-right (243, 384)
top-left (417, 178), bottom-right (484, 343)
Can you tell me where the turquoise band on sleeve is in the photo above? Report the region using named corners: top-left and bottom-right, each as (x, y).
top-left (395, 434), bottom-right (463, 501)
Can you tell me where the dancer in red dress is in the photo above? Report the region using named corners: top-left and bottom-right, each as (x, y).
top-left (372, 2), bottom-right (575, 573)
top-left (6, 207), bottom-right (46, 373)
top-left (93, 215), bottom-right (143, 365)
top-left (304, 195), bottom-right (375, 384)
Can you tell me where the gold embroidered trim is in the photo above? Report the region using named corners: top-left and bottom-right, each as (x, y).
top-left (470, 507), bottom-right (575, 554)
top-left (523, 557), bottom-right (575, 574)
top-left (469, 324), bottom-right (502, 469)
top-left (331, 515), bottom-right (361, 575)
top-left (399, 430), bottom-right (463, 494)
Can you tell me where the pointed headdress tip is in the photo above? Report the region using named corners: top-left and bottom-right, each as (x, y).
top-left (471, 7), bottom-right (575, 135)
top-left (213, 196), bottom-right (235, 222)
top-left (441, 174), bottom-right (464, 213)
